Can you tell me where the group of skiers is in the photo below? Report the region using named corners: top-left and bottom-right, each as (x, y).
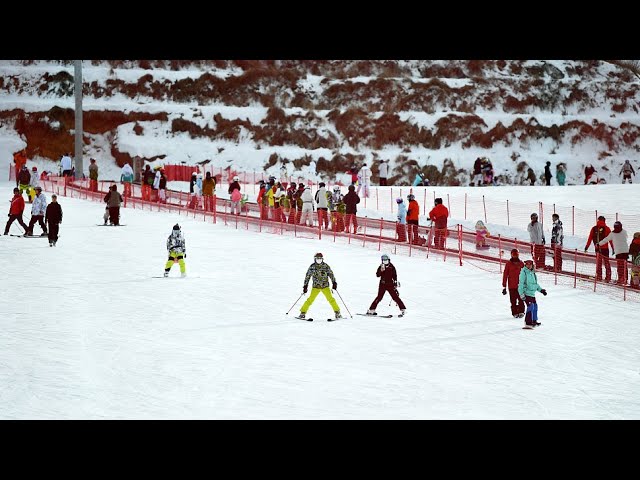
top-left (4, 186), bottom-right (63, 246)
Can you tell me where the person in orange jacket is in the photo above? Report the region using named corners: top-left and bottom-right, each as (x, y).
top-left (429, 197), bottom-right (449, 249)
top-left (406, 194), bottom-right (420, 244)
top-left (13, 149), bottom-right (27, 186)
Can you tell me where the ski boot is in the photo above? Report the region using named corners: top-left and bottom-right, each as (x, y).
top-left (366, 309), bottom-right (377, 316)
top-left (298, 312), bottom-right (306, 319)
top-left (181, 272), bottom-right (187, 278)
top-left (399, 309), bottom-right (406, 317)
top-left (334, 311), bottom-right (342, 319)
top-left (163, 271), bottom-right (169, 278)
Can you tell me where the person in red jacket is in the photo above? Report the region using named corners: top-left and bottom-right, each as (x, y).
top-left (4, 187), bottom-right (29, 235)
top-left (585, 215), bottom-right (613, 282)
top-left (429, 197), bottom-right (449, 249)
top-left (502, 248), bottom-right (525, 318)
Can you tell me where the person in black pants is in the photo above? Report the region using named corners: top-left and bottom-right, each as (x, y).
top-left (45, 194), bottom-right (63, 246)
top-left (366, 254), bottom-right (407, 316)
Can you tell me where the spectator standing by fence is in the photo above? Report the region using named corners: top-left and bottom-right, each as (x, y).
top-left (121, 162), bottom-right (134, 197)
top-left (429, 197), bottom-right (449, 249)
top-left (13, 149), bottom-right (27, 186)
top-left (202, 171), bottom-right (216, 211)
top-left (527, 213), bottom-right (546, 269)
top-left (585, 216), bottom-right (613, 283)
top-left (89, 158), bottom-right (99, 192)
top-left (396, 197), bottom-right (407, 242)
top-left (406, 194), bottom-right (420, 244)
top-left (598, 221), bottom-right (629, 285)
top-left (315, 182), bottom-right (329, 229)
top-left (60, 152), bottom-right (73, 178)
top-left (343, 185), bottom-right (360, 234)
top-left (142, 165), bottom-right (154, 201)
top-left (550, 213), bottom-right (564, 272)
top-left (629, 232), bottom-right (640, 289)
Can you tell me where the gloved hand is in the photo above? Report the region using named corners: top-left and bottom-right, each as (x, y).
top-left (332, 282), bottom-right (337, 290)
top-left (541, 289), bottom-right (547, 296)
top-left (303, 285), bottom-right (308, 294)
top-left (502, 288), bottom-right (507, 295)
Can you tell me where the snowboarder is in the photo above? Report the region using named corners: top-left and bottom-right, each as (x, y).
top-left (4, 187), bottom-right (29, 235)
top-left (299, 253), bottom-right (341, 320)
top-left (620, 160), bottom-right (636, 184)
top-left (164, 224), bottom-right (187, 278)
top-left (45, 194), bottom-right (63, 246)
top-left (366, 254), bottom-right (406, 316)
top-left (475, 220), bottom-right (490, 248)
top-left (104, 184), bottom-right (123, 225)
top-left (518, 258), bottom-right (547, 328)
top-left (502, 248), bottom-right (525, 318)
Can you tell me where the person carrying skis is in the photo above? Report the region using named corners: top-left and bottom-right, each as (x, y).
top-left (502, 248), bottom-right (525, 318)
top-left (299, 252), bottom-right (341, 320)
top-left (164, 223), bottom-right (187, 278)
top-left (518, 258), bottom-right (547, 328)
top-left (366, 253), bottom-right (406, 317)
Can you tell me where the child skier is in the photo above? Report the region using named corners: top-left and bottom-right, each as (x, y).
top-left (366, 254), bottom-right (406, 317)
top-left (299, 252), bottom-right (341, 320)
top-left (475, 220), bottom-right (490, 248)
top-left (518, 258), bottom-right (547, 329)
top-left (164, 224), bottom-right (187, 278)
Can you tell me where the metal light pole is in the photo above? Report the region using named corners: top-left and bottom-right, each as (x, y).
top-left (74, 60), bottom-right (83, 179)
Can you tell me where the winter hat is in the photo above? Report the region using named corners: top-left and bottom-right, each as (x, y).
top-left (381, 253), bottom-right (390, 262)
top-left (348, 185), bottom-right (355, 191)
top-left (531, 213), bottom-right (538, 219)
top-left (598, 216), bottom-right (606, 222)
top-left (434, 197), bottom-right (443, 205)
top-left (633, 232), bottom-right (640, 239)
top-left (407, 194), bottom-right (415, 201)
top-left (524, 259), bottom-right (534, 266)
top-left (511, 248), bottom-right (520, 255)
top-left (396, 197), bottom-right (403, 203)
top-left (614, 221), bottom-right (622, 232)
top-left (32, 166), bottom-right (37, 171)
top-left (173, 224), bottom-right (180, 230)
top-left (314, 252), bottom-right (323, 260)
top-left (319, 182), bottom-right (326, 188)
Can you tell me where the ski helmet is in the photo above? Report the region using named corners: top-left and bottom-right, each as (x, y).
top-left (314, 252), bottom-right (323, 259)
top-left (319, 182), bottom-right (326, 188)
top-left (381, 254), bottom-right (390, 262)
top-left (407, 194), bottom-right (415, 201)
top-left (233, 175), bottom-right (239, 182)
top-left (32, 166), bottom-right (38, 171)
top-left (511, 248), bottom-right (520, 255)
top-left (299, 183), bottom-right (305, 188)
top-left (524, 259), bottom-right (534, 267)
top-left (396, 197), bottom-right (403, 203)
top-left (173, 224), bottom-right (180, 230)
top-left (333, 185), bottom-right (341, 192)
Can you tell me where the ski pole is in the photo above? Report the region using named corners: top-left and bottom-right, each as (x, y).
top-left (334, 289), bottom-right (353, 318)
top-left (285, 292), bottom-right (305, 315)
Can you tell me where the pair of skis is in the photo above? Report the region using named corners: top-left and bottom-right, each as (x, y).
top-left (294, 316), bottom-right (340, 322)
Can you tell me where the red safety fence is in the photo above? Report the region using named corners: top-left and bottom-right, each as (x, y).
top-left (35, 173), bottom-right (640, 303)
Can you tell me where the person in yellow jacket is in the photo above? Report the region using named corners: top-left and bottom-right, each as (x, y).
top-left (164, 224), bottom-right (187, 277)
top-left (299, 253), bottom-right (342, 320)
top-left (202, 171), bottom-right (216, 212)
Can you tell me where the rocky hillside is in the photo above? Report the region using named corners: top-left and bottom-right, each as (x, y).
top-left (1, 60), bottom-right (639, 185)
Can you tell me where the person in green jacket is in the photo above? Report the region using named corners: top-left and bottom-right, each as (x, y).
top-left (517, 259), bottom-right (548, 328)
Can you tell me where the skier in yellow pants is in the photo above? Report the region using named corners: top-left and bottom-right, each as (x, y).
top-left (299, 252), bottom-right (342, 320)
top-left (164, 223), bottom-right (187, 277)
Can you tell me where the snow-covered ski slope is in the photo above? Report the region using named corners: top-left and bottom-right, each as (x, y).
top-left (1, 179), bottom-right (639, 419)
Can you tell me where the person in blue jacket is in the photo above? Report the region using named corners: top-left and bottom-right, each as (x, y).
top-left (517, 259), bottom-right (548, 328)
top-left (395, 197), bottom-right (407, 242)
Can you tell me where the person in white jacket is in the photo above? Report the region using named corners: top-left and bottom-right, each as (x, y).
top-left (527, 213), bottom-right (546, 269)
top-left (598, 221), bottom-right (630, 285)
top-left (378, 160), bottom-right (389, 186)
top-left (28, 166), bottom-right (40, 202)
top-left (357, 163), bottom-right (372, 198)
top-left (314, 182), bottom-right (329, 229)
top-left (26, 186), bottom-right (47, 236)
top-left (299, 186), bottom-right (315, 227)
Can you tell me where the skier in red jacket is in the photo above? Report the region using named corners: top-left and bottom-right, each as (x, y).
top-left (4, 187), bottom-right (29, 235)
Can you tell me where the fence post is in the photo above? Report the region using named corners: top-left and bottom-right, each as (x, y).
top-left (574, 249), bottom-right (577, 288)
top-left (504, 199), bottom-right (508, 225)
top-left (457, 225), bottom-right (462, 265)
top-left (447, 194), bottom-right (450, 218)
top-left (378, 218), bottom-right (383, 251)
top-left (464, 192), bottom-right (467, 220)
top-left (540, 202), bottom-right (544, 229)
top-left (498, 234), bottom-right (503, 273)
top-left (572, 206), bottom-right (575, 236)
top-left (424, 189), bottom-right (427, 215)
top-left (362, 216), bottom-right (367, 248)
top-left (482, 195), bottom-right (487, 223)
top-left (376, 188), bottom-right (379, 211)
